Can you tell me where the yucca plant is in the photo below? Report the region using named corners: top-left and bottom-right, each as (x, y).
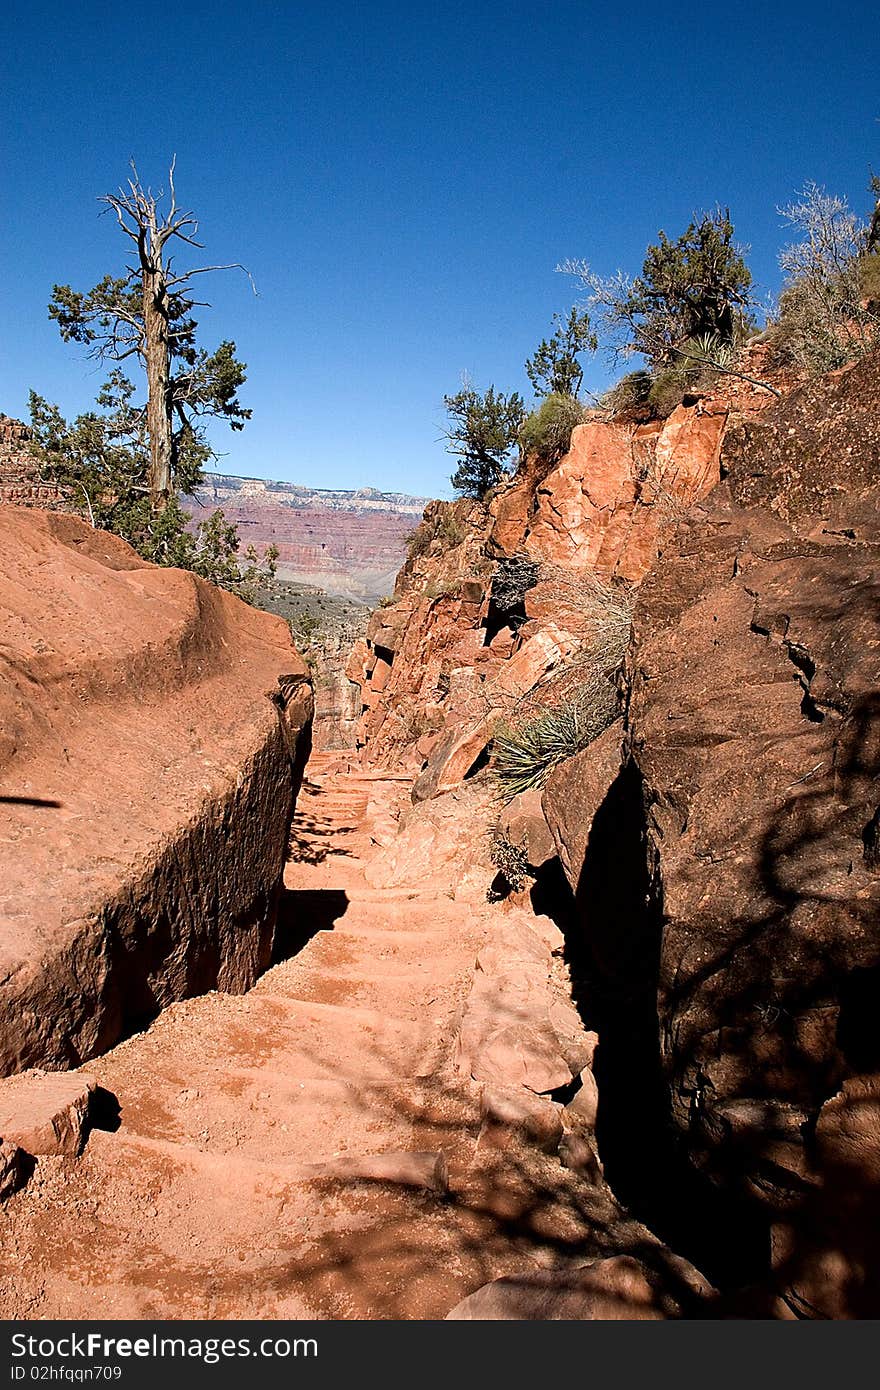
top-left (677, 332), bottom-right (736, 369)
top-left (492, 672), bottom-right (620, 800)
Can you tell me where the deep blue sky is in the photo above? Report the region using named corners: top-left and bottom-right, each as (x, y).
top-left (2, 1), bottom-right (878, 497)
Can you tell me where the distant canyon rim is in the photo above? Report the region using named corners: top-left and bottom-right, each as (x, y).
top-left (188, 471), bottom-right (431, 602)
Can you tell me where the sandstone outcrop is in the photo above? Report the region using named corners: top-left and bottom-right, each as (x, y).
top-left (445, 1251), bottom-right (712, 1320)
top-left (0, 507), bottom-right (312, 1076)
top-left (0, 1069), bottom-right (98, 1157)
top-left (349, 385), bottom-right (772, 787)
top-left (549, 351), bottom-right (880, 1312)
top-left (0, 416), bottom-right (67, 510)
top-left (542, 722), bottom-right (623, 892)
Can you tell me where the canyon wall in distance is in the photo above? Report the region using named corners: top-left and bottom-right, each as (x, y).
top-left (189, 472), bottom-right (432, 602)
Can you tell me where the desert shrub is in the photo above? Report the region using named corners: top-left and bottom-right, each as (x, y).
top-left (488, 830), bottom-right (533, 893)
top-left (491, 570), bottom-right (634, 799)
top-left (378, 594), bottom-right (396, 608)
top-left (405, 524), bottom-right (432, 561)
top-left (645, 333), bottom-right (735, 416)
top-left (437, 510), bottom-right (466, 548)
top-left (519, 392), bottom-right (588, 464)
top-left (492, 671), bottom-right (620, 800)
top-left (291, 612), bottom-right (322, 644)
top-left (647, 367), bottom-right (688, 418)
top-left (514, 567), bottom-right (635, 689)
top-left (424, 579), bottom-right (458, 601)
top-left (602, 369), bottom-right (653, 417)
top-left (861, 250), bottom-right (880, 307)
top-left (491, 554), bottom-right (541, 614)
top-left (773, 183), bottom-right (879, 374)
top-left (575, 571), bottom-right (636, 674)
top-left (407, 508), bottom-right (466, 566)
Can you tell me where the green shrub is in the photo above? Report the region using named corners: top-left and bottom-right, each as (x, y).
top-left (437, 510), bottom-right (466, 548)
top-left (405, 524), bottom-right (432, 561)
top-left (406, 508), bottom-right (466, 566)
top-left (561, 208), bottom-right (753, 367)
top-left (646, 334), bottom-right (733, 417)
top-left (519, 392), bottom-right (587, 465)
top-left (424, 579), bottom-right (458, 601)
top-left (492, 672), bottom-right (620, 800)
top-left (290, 611), bottom-right (322, 645)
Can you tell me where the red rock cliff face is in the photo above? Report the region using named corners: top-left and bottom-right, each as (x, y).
top-left (349, 380), bottom-right (768, 794)
top-left (0, 507), bottom-right (313, 1075)
top-left (538, 352), bottom-right (880, 1313)
top-left (623, 353), bottom-right (880, 1315)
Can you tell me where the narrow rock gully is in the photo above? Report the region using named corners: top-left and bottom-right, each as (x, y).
top-left (0, 754), bottom-right (706, 1320)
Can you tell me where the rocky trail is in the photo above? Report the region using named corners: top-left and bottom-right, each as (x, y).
top-left (0, 753), bottom-right (700, 1321)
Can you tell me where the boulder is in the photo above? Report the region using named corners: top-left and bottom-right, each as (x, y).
top-left (0, 1068), bottom-right (98, 1156)
top-left (485, 480), bottom-right (533, 558)
top-left (411, 714), bottom-right (500, 801)
top-left (0, 1140), bottom-right (25, 1200)
top-left (454, 916), bottom-right (576, 1094)
top-left (0, 509), bottom-right (313, 1075)
top-left (364, 779), bottom-right (497, 894)
top-left (365, 604), bottom-right (411, 655)
top-left (523, 421), bottom-right (639, 576)
top-left (344, 637), bottom-right (371, 684)
top-left (564, 1066), bottom-right (600, 1130)
top-left (542, 722), bottom-right (623, 893)
top-left (652, 400), bottom-right (727, 503)
top-left (445, 1253), bottom-right (712, 1320)
top-left (498, 788), bottom-right (556, 869)
top-left (471, 1024), bottom-right (573, 1095)
top-left (368, 654), bottom-right (392, 693)
top-left (479, 1085), bottom-right (564, 1153)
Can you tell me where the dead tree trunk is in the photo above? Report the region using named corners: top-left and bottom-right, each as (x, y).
top-left (142, 262), bottom-right (173, 508)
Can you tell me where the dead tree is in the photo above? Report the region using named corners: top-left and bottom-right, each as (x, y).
top-left (49, 159), bottom-right (251, 508)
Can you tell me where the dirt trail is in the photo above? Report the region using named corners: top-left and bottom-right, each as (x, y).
top-left (0, 754), bottom-right (629, 1320)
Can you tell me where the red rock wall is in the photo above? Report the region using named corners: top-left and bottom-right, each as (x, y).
top-left (538, 351), bottom-right (880, 1312)
top-left (348, 386), bottom-right (760, 789)
top-left (0, 508), bottom-right (313, 1075)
